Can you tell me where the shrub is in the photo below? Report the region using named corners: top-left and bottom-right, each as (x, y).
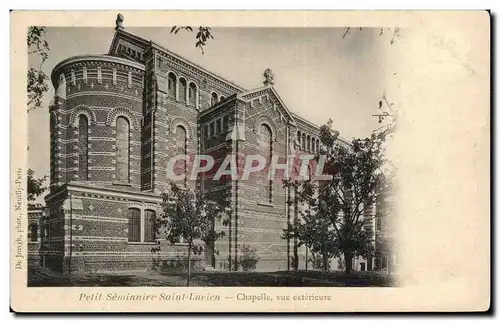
top-left (239, 245), bottom-right (259, 272)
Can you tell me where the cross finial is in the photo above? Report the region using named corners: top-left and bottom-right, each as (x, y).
top-left (115, 13), bottom-right (124, 31)
top-left (263, 68), bottom-right (275, 86)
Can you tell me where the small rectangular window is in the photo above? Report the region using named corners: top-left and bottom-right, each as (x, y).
top-left (215, 119), bottom-right (221, 134)
top-left (144, 210), bottom-right (156, 242)
top-left (128, 208), bottom-right (141, 242)
top-left (203, 125), bottom-right (209, 139)
top-left (209, 122), bottom-right (215, 137)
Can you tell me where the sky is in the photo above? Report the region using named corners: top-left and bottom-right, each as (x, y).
top-left (28, 26), bottom-right (389, 181)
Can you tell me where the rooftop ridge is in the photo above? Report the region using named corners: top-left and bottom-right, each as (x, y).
top-left (291, 112), bottom-right (351, 144)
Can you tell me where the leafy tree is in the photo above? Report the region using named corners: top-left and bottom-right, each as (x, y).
top-left (154, 183), bottom-right (231, 286)
top-left (170, 26), bottom-right (214, 54)
top-left (27, 27), bottom-right (50, 205)
top-left (342, 27), bottom-right (402, 45)
top-left (284, 119), bottom-right (389, 274)
top-left (27, 169), bottom-right (47, 209)
top-left (283, 180), bottom-right (337, 271)
top-left (27, 26), bottom-right (50, 112)
top-left (308, 252), bottom-right (330, 271)
top-left (238, 245), bottom-right (259, 272)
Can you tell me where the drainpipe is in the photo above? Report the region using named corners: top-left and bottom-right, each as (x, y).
top-left (234, 110), bottom-right (239, 272)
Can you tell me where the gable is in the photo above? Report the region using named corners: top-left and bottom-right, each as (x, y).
top-left (108, 30), bottom-right (149, 64)
top-left (238, 86), bottom-right (296, 127)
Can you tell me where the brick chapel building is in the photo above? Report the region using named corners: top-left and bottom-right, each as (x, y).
top-left (36, 17), bottom-right (374, 273)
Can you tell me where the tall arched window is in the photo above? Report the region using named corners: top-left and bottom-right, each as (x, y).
top-left (258, 124), bottom-right (273, 203)
top-left (179, 78), bottom-right (187, 103)
top-left (211, 92), bottom-right (219, 106)
top-left (78, 115), bottom-right (88, 180)
top-left (128, 208), bottom-right (141, 242)
top-left (301, 133), bottom-right (306, 150)
top-left (311, 138), bottom-right (315, 153)
top-left (116, 116), bottom-right (130, 183)
top-left (316, 139), bottom-right (320, 152)
top-left (220, 96), bottom-right (226, 102)
top-left (176, 125), bottom-right (187, 185)
top-left (297, 131), bottom-right (301, 147)
top-left (307, 135), bottom-right (311, 152)
top-left (168, 72), bottom-right (177, 98)
top-left (188, 82), bottom-right (197, 106)
top-left (144, 209), bottom-right (156, 242)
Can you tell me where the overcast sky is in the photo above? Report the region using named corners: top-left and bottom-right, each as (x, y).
top-left (28, 26), bottom-right (389, 179)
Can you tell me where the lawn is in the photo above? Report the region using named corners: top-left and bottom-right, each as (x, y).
top-left (28, 266), bottom-right (396, 287)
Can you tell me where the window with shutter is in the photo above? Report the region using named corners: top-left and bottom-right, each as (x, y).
top-left (128, 208), bottom-right (141, 242)
top-left (144, 210), bottom-right (156, 242)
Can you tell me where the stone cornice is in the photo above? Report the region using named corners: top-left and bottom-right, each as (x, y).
top-left (109, 29), bottom-right (244, 94)
top-left (151, 42), bottom-right (245, 94)
top-left (44, 182), bottom-right (162, 204)
top-left (52, 55), bottom-right (145, 87)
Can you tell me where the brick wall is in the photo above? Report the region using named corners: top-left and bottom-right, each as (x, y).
top-left (50, 56), bottom-right (144, 189)
top-left (42, 34), bottom-right (334, 273)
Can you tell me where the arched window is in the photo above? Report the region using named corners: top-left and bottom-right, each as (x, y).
top-left (220, 96), bottom-right (226, 102)
top-left (28, 223), bottom-right (38, 242)
top-left (144, 209), bottom-right (156, 242)
top-left (188, 82), bottom-right (197, 107)
top-left (311, 137), bottom-right (315, 153)
top-left (297, 131), bottom-right (301, 147)
top-left (128, 208), bottom-right (141, 242)
top-left (211, 92), bottom-right (219, 106)
top-left (316, 139), bottom-right (320, 152)
top-left (179, 78), bottom-right (187, 103)
top-left (116, 116), bottom-right (130, 182)
top-left (301, 133), bottom-right (306, 150)
top-left (176, 125), bottom-right (187, 185)
top-left (78, 115), bottom-right (88, 180)
top-left (258, 124), bottom-right (273, 203)
top-left (307, 135), bottom-right (311, 152)
top-left (168, 72), bottom-right (177, 98)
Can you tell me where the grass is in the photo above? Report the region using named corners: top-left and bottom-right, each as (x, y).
top-left (29, 266), bottom-right (396, 287)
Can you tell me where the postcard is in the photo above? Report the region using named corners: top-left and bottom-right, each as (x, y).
top-left (11, 10), bottom-right (490, 312)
